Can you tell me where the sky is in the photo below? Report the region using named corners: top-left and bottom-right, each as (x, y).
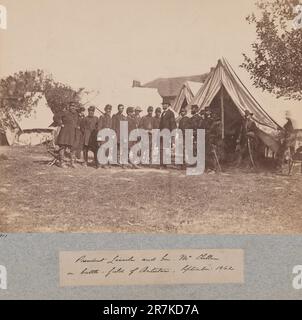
top-left (0, 0), bottom-right (301, 126)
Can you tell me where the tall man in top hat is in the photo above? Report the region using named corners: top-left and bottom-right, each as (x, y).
top-left (82, 105), bottom-right (99, 168)
top-left (159, 101), bottom-right (177, 168)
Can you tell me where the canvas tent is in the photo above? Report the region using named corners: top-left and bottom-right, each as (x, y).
top-left (16, 94), bottom-right (55, 146)
top-left (190, 58), bottom-right (281, 152)
top-left (172, 81), bottom-right (203, 114)
top-left (191, 58), bottom-right (280, 130)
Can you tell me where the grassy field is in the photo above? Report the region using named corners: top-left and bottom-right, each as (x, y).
top-left (0, 145), bottom-right (302, 234)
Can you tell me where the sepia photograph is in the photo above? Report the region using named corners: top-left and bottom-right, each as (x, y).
top-left (0, 0), bottom-right (302, 235)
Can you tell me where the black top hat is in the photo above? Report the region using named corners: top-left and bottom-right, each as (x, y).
top-left (162, 97), bottom-right (171, 105)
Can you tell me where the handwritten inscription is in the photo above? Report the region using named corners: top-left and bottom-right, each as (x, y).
top-left (60, 249), bottom-right (244, 287)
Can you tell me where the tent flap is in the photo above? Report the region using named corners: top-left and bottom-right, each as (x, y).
top-left (190, 58), bottom-right (280, 131)
top-left (173, 81), bottom-right (203, 113)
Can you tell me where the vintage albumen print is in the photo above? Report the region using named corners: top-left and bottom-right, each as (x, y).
top-left (0, 0), bottom-right (302, 234)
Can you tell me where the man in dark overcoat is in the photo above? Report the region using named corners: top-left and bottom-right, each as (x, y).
top-left (112, 104), bottom-right (126, 165)
top-left (159, 101), bottom-right (177, 168)
top-left (55, 101), bottom-right (80, 168)
top-left (126, 106), bottom-right (139, 168)
top-left (97, 104), bottom-right (113, 168)
top-left (82, 106), bottom-right (99, 168)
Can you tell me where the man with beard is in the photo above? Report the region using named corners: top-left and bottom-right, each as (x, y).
top-left (178, 108), bottom-right (190, 168)
top-left (97, 104), bottom-right (113, 168)
top-left (74, 106), bottom-right (85, 162)
top-left (153, 107), bottom-right (162, 129)
top-left (55, 101), bottom-right (80, 168)
top-left (134, 106), bottom-right (143, 127)
top-left (159, 101), bottom-right (177, 168)
top-left (139, 106), bottom-right (154, 164)
top-left (236, 110), bottom-right (258, 168)
top-left (189, 104), bottom-right (204, 157)
top-left (82, 106), bottom-right (99, 168)
top-left (112, 104), bottom-right (126, 165)
top-left (126, 107), bottom-right (139, 169)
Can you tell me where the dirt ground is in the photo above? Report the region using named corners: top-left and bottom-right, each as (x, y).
top-left (0, 145), bottom-right (302, 234)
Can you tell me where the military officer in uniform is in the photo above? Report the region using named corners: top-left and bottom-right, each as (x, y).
top-left (55, 101), bottom-right (80, 168)
top-left (126, 106), bottom-right (139, 168)
top-left (178, 108), bottom-right (190, 168)
top-left (159, 101), bottom-right (177, 168)
top-left (236, 110), bottom-right (258, 167)
top-left (189, 105), bottom-right (204, 157)
top-left (134, 106), bottom-right (143, 127)
top-left (82, 105), bottom-right (99, 168)
top-left (74, 106), bottom-right (85, 161)
top-left (152, 107), bottom-right (162, 129)
top-left (139, 106), bottom-right (154, 163)
top-left (97, 104), bottom-right (113, 168)
top-left (112, 104), bottom-right (126, 165)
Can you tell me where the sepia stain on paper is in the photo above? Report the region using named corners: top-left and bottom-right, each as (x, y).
top-left (59, 249), bottom-right (244, 287)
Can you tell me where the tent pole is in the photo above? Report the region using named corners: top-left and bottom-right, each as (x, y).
top-left (220, 86), bottom-right (225, 139)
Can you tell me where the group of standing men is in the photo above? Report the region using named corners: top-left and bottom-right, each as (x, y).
top-left (54, 101), bottom-right (178, 169)
top-left (53, 99), bottom-right (276, 170)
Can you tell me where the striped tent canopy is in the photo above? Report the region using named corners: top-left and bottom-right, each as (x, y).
top-left (190, 58), bottom-right (280, 131)
top-left (172, 81), bottom-right (203, 114)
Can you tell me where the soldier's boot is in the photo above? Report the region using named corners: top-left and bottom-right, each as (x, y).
top-left (70, 152), bottom-right (77, 169)
top-left (58, 148), bottom-right (67, 168)
top-left (82, 149), bottom-right (88, 167)
top-left (94, 152), bottom-right (99, 169)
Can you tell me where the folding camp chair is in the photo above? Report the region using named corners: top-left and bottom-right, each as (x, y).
top-left (47, 145), bottom-right (65, 167)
